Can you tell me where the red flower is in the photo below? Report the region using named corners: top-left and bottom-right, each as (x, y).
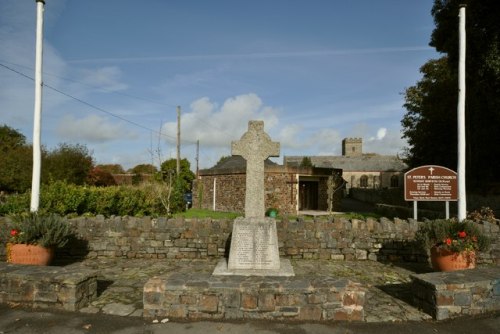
top-left (10, 229), bottom-right (18, 237)
top-left (457, 231), bottom-right (467, 238)
top-left (445, 238), bottom-right (452, 245)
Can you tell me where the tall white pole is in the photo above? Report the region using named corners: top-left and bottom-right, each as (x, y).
top-left (176, 106), bottom-right (181, 175)
top-left (30, 0), bottom-right (45, 212)
top-left (457, 5), bottom-right (467, 221)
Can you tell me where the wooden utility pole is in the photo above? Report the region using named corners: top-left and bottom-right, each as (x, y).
top-left (176, 106), bottom-right (181, 175)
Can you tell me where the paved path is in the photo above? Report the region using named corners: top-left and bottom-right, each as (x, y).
top-left (1, 304), bottom-right (499, 334)
top-left (61, 258), bottom-right (433, 322)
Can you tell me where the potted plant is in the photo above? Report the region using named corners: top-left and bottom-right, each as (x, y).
top-left (2, 212), bottom-right (73, 265)
top-left (415, 218), bottom-right (490, 271)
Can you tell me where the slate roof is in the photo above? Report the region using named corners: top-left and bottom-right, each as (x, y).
top-left (201, 156), bottom-right (279, 173)
top-left (284, 155), bottom-right (407, 172)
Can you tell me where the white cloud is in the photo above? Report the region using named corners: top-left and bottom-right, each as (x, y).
top-left (56, 114), bottom-right (138, 143)
top-left (376, 127), bottom-right (387, 140)
top-left (79, 66), bottom-right (128, 92)
top-left (161, 93), bottom-right (280, 148)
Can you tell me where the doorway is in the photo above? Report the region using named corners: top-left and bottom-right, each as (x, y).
top-left (299, 180), bottom-right (319, 210)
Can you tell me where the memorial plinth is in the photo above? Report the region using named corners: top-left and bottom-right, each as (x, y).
top-left (212, 120), bottom-right (294, 277)
top-left (213, 217), bottom-right (294, 277)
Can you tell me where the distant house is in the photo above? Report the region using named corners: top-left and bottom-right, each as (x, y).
top-left (284, 138), bottom-right (407, 193)
top-left (192, 156), bottom-right (344, 215)
top-left (111, 173), bottom-right (152, 185)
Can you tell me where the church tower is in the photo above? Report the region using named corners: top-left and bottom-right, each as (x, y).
top-left (342, 138), bottom-right (362, 157)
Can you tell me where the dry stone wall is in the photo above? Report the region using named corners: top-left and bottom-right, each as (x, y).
top-left (0, 215), bottom-right (492, 264)
top-left (1, 216), bottom-right (498, 264)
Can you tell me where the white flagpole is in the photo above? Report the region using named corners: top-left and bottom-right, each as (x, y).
top-left (30, 0), bottom-right (45, 212)
top-left (457, 5), bottom-right (467, 221)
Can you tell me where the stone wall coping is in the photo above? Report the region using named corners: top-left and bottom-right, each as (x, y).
top-left (410, 266), bottom-right (500, 290)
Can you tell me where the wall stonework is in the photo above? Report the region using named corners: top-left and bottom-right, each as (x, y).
top-left (193, 165), bottom-right (343, 215)
top-left (2, 216), bottom-right (496, 264)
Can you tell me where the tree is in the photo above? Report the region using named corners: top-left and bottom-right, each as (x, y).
top-left (95, 164), bottom-right (125, 174)
top-left (402, 0), bottom-right (500, 190)
top-left (43, 143), bottom-right (94, 185)
top-left (128, 164), bottom-right (158, 174)
top-left (160, 158), bottom-right (195, 193)
top-left (300, 157), bottom-right (314, 168)
top-left (402, 57), bottom-right (457, 169)
top-left (86, 167), bottom-right (117, 187)
top-left (0, 124), bottom-right (26, 153)
top-left (213, 155), bottom-right (231, 167)
top-left (0, 125), bottom-right (33, 193)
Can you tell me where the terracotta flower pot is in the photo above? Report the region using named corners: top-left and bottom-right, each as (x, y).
top-left (430, 246), bottom-right (476, 272)
top-left (6, 243), bottom-right (55, 266)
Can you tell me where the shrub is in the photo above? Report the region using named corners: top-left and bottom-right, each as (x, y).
top-left (415, 218), bottom-right (490, 253)
top-left (2, 212), bottom-right (73, 248)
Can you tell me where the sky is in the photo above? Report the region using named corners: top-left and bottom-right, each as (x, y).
top-left (0, 0), bottom-right (439, 171)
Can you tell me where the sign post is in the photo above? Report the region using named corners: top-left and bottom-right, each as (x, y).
top-left (404, 165), bottom-right (458, 220)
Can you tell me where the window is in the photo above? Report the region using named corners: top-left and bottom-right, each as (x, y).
top-left (360, 175), bottom-right (368, 188)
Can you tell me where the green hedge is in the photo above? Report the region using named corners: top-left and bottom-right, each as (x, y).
top-left (0, 181), bottom-right (184, 217)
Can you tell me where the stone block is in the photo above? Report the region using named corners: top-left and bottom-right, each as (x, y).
top-left (199, 294), bottom-right (218, 313)
top-left (454, 291), bottom-right (472, 306)
top-left (258, 293), bottom-right (276, 311)
top-left (298, 305), bottom-right (322, 321)
top-left (241, 293), bottom-right (257, 310)
top-left (436, 291), bottom-right (454, 306)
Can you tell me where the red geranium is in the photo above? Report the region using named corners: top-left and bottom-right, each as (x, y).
top-left (445, 238), bottom-right (452, 245)
top-left (457, 231), bottom-right (467, 238)
top-left (10, 229), bottom-right (18, 237)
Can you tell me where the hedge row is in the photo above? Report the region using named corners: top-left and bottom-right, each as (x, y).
top-left (0, 181), bottom-right (185, 217)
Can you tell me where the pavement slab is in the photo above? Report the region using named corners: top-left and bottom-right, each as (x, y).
top-left (59, 258), bottom-right (438, 322)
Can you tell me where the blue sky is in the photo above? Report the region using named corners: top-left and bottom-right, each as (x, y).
top-left (0, 0), bottom-right (439, 170)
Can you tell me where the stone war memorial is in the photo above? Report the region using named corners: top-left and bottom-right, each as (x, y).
top-left (213, 120), bottom-right (294, 276)
top-left (141, 120), bottom-right (367, 321)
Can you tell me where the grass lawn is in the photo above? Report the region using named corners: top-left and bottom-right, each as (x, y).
top-left (173, 208), bottom-right (242, 220)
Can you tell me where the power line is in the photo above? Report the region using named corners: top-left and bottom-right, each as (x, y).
top-left (0, 62), bottom-right (199, 145)
top-left (0, 59), bottom-right (178, 108)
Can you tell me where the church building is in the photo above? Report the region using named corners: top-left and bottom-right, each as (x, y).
top-left (284, 138), bottom-right (407, 193)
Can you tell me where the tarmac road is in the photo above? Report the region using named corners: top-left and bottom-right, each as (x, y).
top-left (0, 305), bottom-right (499, 334)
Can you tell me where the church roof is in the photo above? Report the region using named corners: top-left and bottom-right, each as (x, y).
top-left (201, 156), bottom-right (279, 173)
top-left (284, 155), bottom-right (407, 172)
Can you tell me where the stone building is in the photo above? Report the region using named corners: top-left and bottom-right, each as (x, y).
top-left (193, 156), bottom-right (343, 215)
top-left (285, 138), bottom-right (407, 193)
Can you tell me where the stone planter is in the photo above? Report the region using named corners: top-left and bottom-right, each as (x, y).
top-left (430, 246), bottom-right (476, 272)
top-left (6, 243), bottom-right (55, 265)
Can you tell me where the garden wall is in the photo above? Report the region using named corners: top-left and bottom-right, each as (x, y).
top-left (2, 216), bottom-right (497, 265)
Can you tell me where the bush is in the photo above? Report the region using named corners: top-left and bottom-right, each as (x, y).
top-left (2, 212), bottom-right (73, 248)
top-left (0, 181), bottom-right (181, 217)
top-left (415, 218), bottom-right (490, 253)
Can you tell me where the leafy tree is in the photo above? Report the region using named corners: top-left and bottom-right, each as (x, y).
top-left (0, 145), bottom-right (33, 193)
top-left (300, 156), bottom-right (314, 168)
top-left (402, 0), bottom-right (500, 190)
top-left (402, 57), bottom-right (457, 169)
top-left (214, 155), bottom-right (231, 167)
top-left (95, 164), bottom-right (125, 174)
top-left (87, 167), bottom-right (117, 187)
top-left (0, 124), bottom-right (26, 152)
top-left (128, 164), bottom-right (158, 174)
top-left (160, 158), bottom-right (195, 193)
top-left (43, 143), bottom-right (94, 185)
top-left (0, 125), bottom-right (33, 193)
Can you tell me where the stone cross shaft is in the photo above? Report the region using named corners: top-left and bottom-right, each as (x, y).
top-left (232, 121), bottom-right (280, 218)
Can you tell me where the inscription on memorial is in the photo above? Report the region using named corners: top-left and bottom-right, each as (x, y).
top-left (228, 218), bottom-right (280, 270)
